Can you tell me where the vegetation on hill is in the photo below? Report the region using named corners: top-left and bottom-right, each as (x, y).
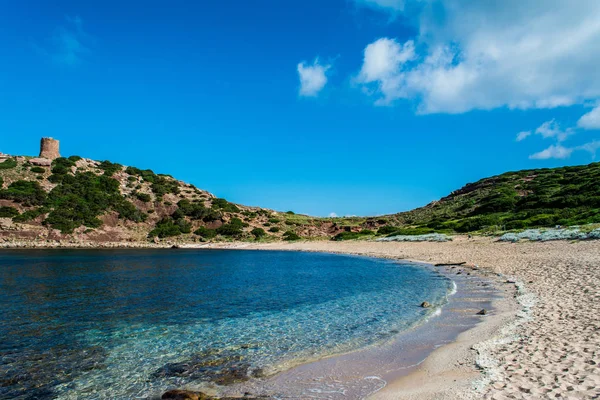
top-left (1, 151), bottom-right (599, 242)
top-left (385, 163), bottom-right (600, 234)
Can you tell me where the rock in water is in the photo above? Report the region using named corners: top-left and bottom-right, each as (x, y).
top-left (477, 309), bottom-right (487, 315)
top-left (420, 301), bottom-right (431, 308)
top-left (162, 390), bottom-right (208, 400)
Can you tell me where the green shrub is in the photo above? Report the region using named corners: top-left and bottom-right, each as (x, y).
top-left (268, 226), bottom-right (280, 233)
top-left (51, 157), bottom-right (76, 175)
top-left (268, 218), bottom-right (281, 224)
top-left (68, 155), bottom-right (82, 162)
top-left (42, 172), bottom-right (146, 233)
top-left (0, 158), bottom-right (17, 170)
top-left (285, 211), bottom-right (295, 215)
top-left (194, 226), bottom-right (217, 238)
top-left (216, 222), bottom-right (243, 236)
top-left (113, 199), bottom-right (147, 223)
top-left (0, 176), bottom-right (3, 187)
top-left (149, 217), bottom-right (191, 238)
top-left (175, 199), bottom-right (221, 222)
top-left (283, 231), bottom-right (301, 241)
top-left (13, 207), bottom-right (47, 223)
top-left (126, 167), bottom-right (157, 183)
top-left (332, 231), bottom-right (362, 241)
top-left (0, 180), bottom-right (47, 206)
top-left (98, 160), bottom-right (122, 176)
top-left (151, 175), bottom-right (180, 198)
top-left (251, 227), bottom-right (266, 238)
top-left (377, 226), bottom-right (398, 235)
top-left (30, 166), bottom-right (46, 174)
top-left (0, 206), bottom-right (18, 218)
top-left (135, 192), bottom-right (152, 202)
top-left (211, 198), bottom-right (240, 213)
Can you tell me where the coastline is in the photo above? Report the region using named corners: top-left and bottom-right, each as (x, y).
top-left (207, 252), bottom-right (510, 400)
top-left (2, 237), bottom-right (599, 399)
top-left (203, 237), bottom-right (600, 399)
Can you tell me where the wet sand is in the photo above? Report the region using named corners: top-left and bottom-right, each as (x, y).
top-left (211, 260), bottom-right (507, 399)
top-left (199, 237), bottom-right (600, 399)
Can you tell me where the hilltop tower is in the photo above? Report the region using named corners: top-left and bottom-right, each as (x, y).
top-left (39, 137), bottom-right (60, 160)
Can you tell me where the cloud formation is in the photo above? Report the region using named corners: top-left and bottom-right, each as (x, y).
top-left (355, 38), bottom-right (416, 105)
top-left (36, 15), bottom-right (91, 67)
top-left (516, 131), bottom-right (531, 142)
top-left (529, 145), bottom-right (573, 160)
top-left (356, 1), bottom-right (600, 114)
top-left (518, 111), bottom-right (600, 160)
top-left (534, 120), bottom-right (574, 142)
top-left (297, 59), bottom-right (331, 97)
top-left (578, 106), bottom-right (600, 130)
top-left (529, 141), bottom-right (600, 160)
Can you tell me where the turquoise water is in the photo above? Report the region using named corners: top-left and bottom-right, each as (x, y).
top-left (0, 249), bottom-right (452, 399)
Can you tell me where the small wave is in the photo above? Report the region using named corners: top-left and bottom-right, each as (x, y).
top-left (449, 280), bottom-right (458, 296)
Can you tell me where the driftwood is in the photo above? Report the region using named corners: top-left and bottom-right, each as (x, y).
top-left (434, 261), bottom-right (467, 267)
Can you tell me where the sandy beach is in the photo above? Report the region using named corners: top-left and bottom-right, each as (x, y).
top-left (204, 237), bottom-right (600, 399)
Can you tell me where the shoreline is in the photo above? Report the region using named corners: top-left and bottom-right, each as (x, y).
top-left (208, 252), bottom-right (512, 400)
top-left (204, 238), bottom-right (600, 399)
top-left (2, 237), bottom-right (599, 398)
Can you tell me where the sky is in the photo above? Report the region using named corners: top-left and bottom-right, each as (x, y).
top-left (1, 0), bottom-right (600, 217)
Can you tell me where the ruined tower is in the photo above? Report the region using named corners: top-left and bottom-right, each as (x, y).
top-left (39, 137), bottom-right (60, 160)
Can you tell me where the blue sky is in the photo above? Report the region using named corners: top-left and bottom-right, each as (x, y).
top-left (1, 0), bottom-right (599, 216)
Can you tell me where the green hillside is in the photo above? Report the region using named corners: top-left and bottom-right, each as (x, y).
top-left (386, 162), bottom-right (600, 234)
top-left (1, 152), bottom-right (599, 243)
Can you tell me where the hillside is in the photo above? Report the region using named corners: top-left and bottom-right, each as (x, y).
top-left (1, 144), bottom-right (599, 245)
top-left (0, 151), bottom-right (356, 244)
top-left (385, 163), bottom-right (600, 234)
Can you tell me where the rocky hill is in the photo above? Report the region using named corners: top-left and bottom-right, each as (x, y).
top-left (0, 147), bottom-right (354, 245)
top-left (1, 140), bottom-right (599, 245)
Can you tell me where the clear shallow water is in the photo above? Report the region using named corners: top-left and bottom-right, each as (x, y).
top-left (0, 249), bottom-right (452, 399)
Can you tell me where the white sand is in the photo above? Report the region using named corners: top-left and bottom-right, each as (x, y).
top-left (211, 237), bottom-right (600, 399)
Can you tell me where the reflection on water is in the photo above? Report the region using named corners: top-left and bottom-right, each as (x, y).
top-left (0, 249), bottom-right (451, 399)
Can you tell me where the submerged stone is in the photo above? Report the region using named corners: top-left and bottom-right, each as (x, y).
top-left (152, 349), bottom-right (250, 386)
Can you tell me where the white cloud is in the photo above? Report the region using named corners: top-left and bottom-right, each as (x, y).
top-left (355, 38), bottom-right (416, 105)
top-left (516, 131), bottom-right (531, 142)
top-left (354, 0), bottom-right (405, 12)
top-left (578, 106), bottom-right (600, 130)
top-left (577, 140), bottom-right (600, 158)
top-left (528, 140), bottom-right (600, 160)
top-left (534, 119), bottom-right (574, 142)
top-left (356, 1), bottom-right (600, 113)
top-left (297, 59), bottom-right (331, 97)
top-left (529, 145), bottom-right (573, 160)
top-left (328, 212), bottom-right (338, 218)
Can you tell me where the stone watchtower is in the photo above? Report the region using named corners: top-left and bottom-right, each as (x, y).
top-left (39, 137), bottom-right (60, 160)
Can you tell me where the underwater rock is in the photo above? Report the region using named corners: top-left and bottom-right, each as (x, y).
top-left (420, 301), bottom-right (431, 308)
top-left (0, 344), bottom-right (107, 399)
top-left (161, 389), bottom-right (267, 400)
top-left (477, 309), bottom-right (487, 315)
top-left (162, 389), bottom-right (208, 400)
top-left (153, 349), bottom-right (250, 386)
